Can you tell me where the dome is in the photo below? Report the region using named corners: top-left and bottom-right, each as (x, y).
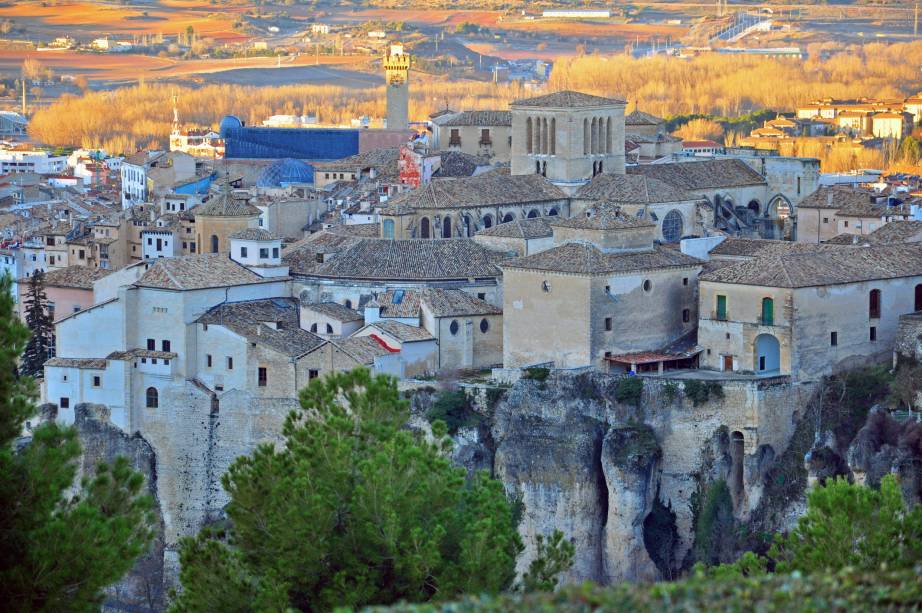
top-left (219, 115), bottom-right (243, 137)
top-left (256, 158), bottom-right (314, 188)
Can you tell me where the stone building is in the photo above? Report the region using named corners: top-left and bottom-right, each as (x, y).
top-left (194, 186), bottom-right (261, 255)
top-left (473, 217), bottom-right (555, 256)
top-left (501, 204), bottom-right (701, 369)
top-left (698, 243), bottom-right (922, 380)
top-left (384, 43), bottom-right (410, 130)
top-left (510, 90), bottom-right (627, 191)
top-left (623, 109), bottom-right (682, 161)
top-left (795, 186), bottom-right (907, 243)
top-left (435, 110), bottom-right (512, 163)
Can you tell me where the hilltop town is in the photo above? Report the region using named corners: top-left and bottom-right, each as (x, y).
top-left (2, 13), bottom-right (922, 608)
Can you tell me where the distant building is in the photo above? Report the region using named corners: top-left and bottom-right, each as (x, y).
top-left (0, 111), bottom-right (27, 136)
top-left (0, 149), bottom-right (66, 175)
top-left (384, 43), bottom-right (410, 130)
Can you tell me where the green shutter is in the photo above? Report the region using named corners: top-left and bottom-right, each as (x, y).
top-left (716, 295), bottom-right (727, 320)
top-left (762, 298), bottom-right (774, 325)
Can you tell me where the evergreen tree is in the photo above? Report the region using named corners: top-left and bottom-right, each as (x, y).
top-left (0, 273), bottom-right (155, 611)
top-left (171, 369), bottom-right (569, 611)
top-left (899, 136), bottom-right (921, 166)
top-left (20, 270), bottom-right (54, 378)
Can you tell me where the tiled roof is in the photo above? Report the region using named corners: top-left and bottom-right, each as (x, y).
top-left (511, 90), bottom-right (626, 108)
top-left (45, 357), bottom-right (108, 369)
top-left (501, 243), bottom-right (701, 275)
top-left (302, 301), bottom-right (363, 322)
top-left (835, 202), bottom-right (907, 218)
top-left (435, 151), bottom-right (490, 178)
top-left (797, 186), bottom-right (875, 209)
top-left (107, 348), bottom-right (177, 360)
top-left (550, 204), bottom-right (655, 230)
top-left (627, 159), bottom-right (766, 190)
top-left (709, 237), bottom-right (791, 257)
top-left (701, 243), bottom-right (922, 288)
top-left (197, 298), bottom-right (324, 357)
top-left (311, 238), bottom-right (505, 281)
top-left (369, 319), bottom-right (434, 342)
top-left (333, 336), bottom-right (394, 364)
top-left (864, 220), bottom-right (922, 244)
top-left (441, 110), bottom-right (512, 127)
top-left (329, 223), bottom-right (381, 238)
top-left (476, 217), bottom-right (553, 240)
top-left (195, 187), bottom-right (261, 217)
top-left (282, 232), bottom-right (363, 276)
top-left (229, 228), bottom-right (277, 241)
top-left (312, 147), bottom-right (399, 171)
top-left (376, 288), bottom-right (422, 318)
top-left (624, 131), bottom-right (682, 144)
top-left (625, 109), bottom-right (664, 126)
top-left (575, 173), bottom-right (692, 204)
top-left (420, 288), bottom-right (501, 317)
top-left (42, 265), bottom-right (112, 290)
top-left (384, 172), bottom-right (566, 211)
top-left (135, 254), bottom-right (274, 290)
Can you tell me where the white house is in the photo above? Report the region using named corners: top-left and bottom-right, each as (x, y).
top-left (142, 228), bottom-right (180, 259)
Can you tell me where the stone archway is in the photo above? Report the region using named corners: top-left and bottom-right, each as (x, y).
top-left (755, 333), bottom-right (780, 374)
top-left (747, 200), bottom-right (761, 216)
top-left (442, 216), bottom-right (452, 238)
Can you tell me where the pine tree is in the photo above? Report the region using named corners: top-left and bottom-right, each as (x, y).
top-left (0, 273), bottom-right (155, 611)
top-left (171, 369), bottom-right (572, 611)
top-left (20, 270), bottom-right (53, 378)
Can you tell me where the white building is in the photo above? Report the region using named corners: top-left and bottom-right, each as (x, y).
top-left (141, 228), bottom-right (180, 259)
top-left (0, 149), bottom-right (67, 175)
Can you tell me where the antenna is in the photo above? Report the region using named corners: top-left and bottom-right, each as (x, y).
top-left (21, 79), bottom-right (26, 117)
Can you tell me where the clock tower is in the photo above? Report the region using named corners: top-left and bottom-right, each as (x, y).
top-left (384, 43), bottom-right (410, 130)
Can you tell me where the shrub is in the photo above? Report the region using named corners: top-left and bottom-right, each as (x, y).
top-left (683, 380), bottom-right (724, 406)
top-left (427, 390), bottom-right (481, 435)
top-left (615, 377), bottom-right (644, 406)
top-left (662, 381), bottom-right (680, 404)
top-left (522, 367), bottom-right (550, 382)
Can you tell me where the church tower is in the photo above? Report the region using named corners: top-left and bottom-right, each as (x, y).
top-left (384, 43), bottom-right (410, 130)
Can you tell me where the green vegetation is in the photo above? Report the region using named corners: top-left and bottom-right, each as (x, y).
top-left (614, 377), bottom-right (644, 406)
top-left (172, 369), bottom-right (571, 611)
top-left (0, 274), bottom-right (154, 610)
top-left (20, 271), bottom-right (54, 379)
top-left (427, 389), bottom-right (482, 435)
top-left (520, 531), bottom-right (575, 593)
top-left (607, 422), bottom-right (660, 469)
top-left (682, 380), bottom-right (724, 407)
top-left (522, 367), bottom-right (550, 382)
top-left (690, 480), bottom-right (736, 566)
top-left (661, 380), bottom-right (680, 404)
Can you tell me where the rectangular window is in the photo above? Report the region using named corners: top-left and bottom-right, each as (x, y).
top-left (206, 354), bottom-right (212, 367)
top-left (92, 375), bottom-right (101, 387)
top-left (823, 217), bottom-right (829, 224)
top-left (227, 356), bottom-right (233, 370)
top-left (162, 340), bottom-right (171, 352)
top-left (272, 247), bottom-right (279, 258)
top-left (309, 369), bottom-right (319, 379)
top-left (259, 248), bottom-right (269, 259)
top-left (258, 367), bottom-right (267, 387)
top-left (190, 242), bottom-right (196, 253)
top-left (831, 331), bottom-right (838, 346)
top-left (240, 246), bottom-right (248, 258)
top-left (682, 309), bottom-right (690, 323)
top-left (60, 397), bottom-right (69, 408)
top-left (683, 277), bottom-right (689, 286)
top-left (147, 338), bottom-right (155, 350)
top-left (477, 293), bottom-right (486, 300)
top-left (147, 237), bottom-right (152, 245)
top-left (870, 326), bottom-right (877, 342)
top-left (844, 220), bottom-right (849, 228)
top-left (604, 317), bottom-right (612, 331)
top-left (716, 295), bottom-right (727, 321)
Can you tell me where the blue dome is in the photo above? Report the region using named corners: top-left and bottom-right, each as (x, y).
top-left (219, 115), bottom-right (243, 137)
top-left (256, 158), bottom-right (314, 188)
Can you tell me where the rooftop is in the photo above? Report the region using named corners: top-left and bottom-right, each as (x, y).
top-left (384, 172), bottom-right (565, 211)
top-left (229, 228), bottom-right (277, 241)
top-left (369, 319), bottom-right (435, 342)
top-left (41, 265), bottom-right (112, 290)
top-left (575, 173), bottom-right (693, 204)
top-left (624, 109), bottom-right (664, 126)
top-left (511, 90), bottom-right (626, 108)
top-left (333, 336), bottom-right (395, 364)
top-left (551, 204), bottom-right (655, 231)
top-left (135, 254), bottom-right (277, 290)
top-left (195, 187), bottom-right (261, 217)
top-left (501, 242), bottom-right (701, 275)
top-left (197, 298), bottom-right (324, 357)
top-left (476, 216), bottom-right (554, 240)
top-left (701, 243), bottom-right (922, 288)
top-left (302, 301), bottom-right (364, 323)
top-left (376, 288), bottom-right (422, 318)
top-left (419, 288), bottom-right (501, 317)
top-left (441, 110), bottom-right (512, 127)
top-left (797, 186), bottom-right (875, 210)
top-left (626, 159), bottom-right (766, 190)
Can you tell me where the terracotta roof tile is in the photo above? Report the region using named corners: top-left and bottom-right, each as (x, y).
top-left (441, 110), bottom-right (512, 127)
top-left (511, 90), bottom-right (626, 108)
top-left (501, 242), bottom-right (701, 275)
top-left (135, 254), bottom-right (274, 290)
top-left (197, 298), bottom-right (324, 357)
top-left (575, 174), bottom-right (693, 204)
top-left (627, 159), bottom-right (766, 190)
top-left (476, 217), bottom-right (553, 239)
top-left (302, 301), bottom-right (363, 322)
top-left (42, 265), bottom-right (112, 290)
top-left (419, 288), bottom-right (501, 317)
top-left (384, 172), bottom-right (565, 211)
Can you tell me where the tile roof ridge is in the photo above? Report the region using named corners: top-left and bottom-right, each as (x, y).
top-left (159, 258), bottom-right (182, 289)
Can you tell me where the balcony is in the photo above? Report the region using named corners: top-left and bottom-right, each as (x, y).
top-left (448, 137), bottom-right (462, 147)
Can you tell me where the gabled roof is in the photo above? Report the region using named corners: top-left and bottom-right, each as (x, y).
top-left (333, 336), bottom-right (395, 364)
top-left (551, 204), bottom-right (655, 231)
top-left (796, 186), bottom-right (875, 210)
top-left (700, 243), bottom-right (922, 288)
top-left (229, 228), bottom-right (277, 241)
top-left (419, 288), bottom-right (501, 317)
top-left (511, 90), bottom-right (625, 108)
top-left (575, 173), bottom-right (693, 204)
top-left (384, 172), bottom-right (565, 211)
top-left (626, 159), bottom-right (766, 190)
top-left (441, 110), bottom-right (511, 127)
top-left (625, 109), bottom-right (664, 126)
top-left (195, 187), bottom-right (260, 217)
top-left (302, 301), bottom-right (363, 323)
top-left (197, 298), bottom-right (324, 357)
top-left (476, 217), bottom-right (553, 240)
top-left (135, 254), bottom-right (275, 290)
top-left (501, 242), bottom-right (701, 275)
top-left (366, 319), bottom-right (434, 342)
top-left (42, 265), bottom-right (112, 290)
top-left (376, 288), bottom-right (422, 318)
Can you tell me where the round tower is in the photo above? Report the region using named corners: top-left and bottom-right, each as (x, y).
top-left (384, 43), bottom-right (410, 130)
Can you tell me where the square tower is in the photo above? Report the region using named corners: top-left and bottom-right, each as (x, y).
top-left (384, 43), bottom-right (410, 130)
top-left (510, 91), bottom-right (626, 193)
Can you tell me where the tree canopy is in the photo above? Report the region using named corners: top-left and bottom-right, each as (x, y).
top-left (171, 369), bottom-right (536, 611)
top-left (0, 274), bottom-right (155, 611)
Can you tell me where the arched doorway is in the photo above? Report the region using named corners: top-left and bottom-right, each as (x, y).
top-left (442, 216), bottom-right (452, 238)
top-left (755, 334), bottom-right (780, 374)
top-left (482, 214), bottom-right (493, 229)
top-left (420, 217), bottom-right (430, 239)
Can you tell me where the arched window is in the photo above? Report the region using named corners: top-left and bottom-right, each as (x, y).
top-left (550, 117), bottom-right (556, 155)
top-left (547, 208), bottom-right (558, 216)
top-left (442, 216), bottom-right (452, 238)
top-left (210, 234), bottom-right (219, 254)
top-left (310, 323), bottom-right (318, 332)
top-left (661, 210), bottom-right (684, 243)
top-left (606, 117), bottom-right (613, 153)
top-left (345, 299), bottom-right (353, 309)
top-left (482, 214), bottom-right (493, 228)
top-left (590, 117), bottom-right (597, 154)
top-left (526, 117), bottom-right (533, 154)
top-left (535, 160), bottom-right (541, 175)
top-left (541, 117), bottom-right (548, 154)
top-left (463, 215), bottom-right (473, 237)
top-left (583, 118), bottom-right (589, 155)
top-left (761, 297), bottom-right (774, 326)
top-left (145, 387), bottom-right (158, 409)
top-left (382, 218), bottom-right (395, 240)
top-left (420, 217), bottom-right (430, 239)
top-left (748, 200), bottom-right (761, 215)
top-left (326, 323), bottom-right (333, 334)
top-left (449, 320), bottom-right (459, 335)
top-left (502, 213), bottom-right (514, 223)
top-left (869, 289), bottom-right (881, 319)
top-left (541, 161), bottom-right (547, 177)
top-left (915, 284), bottom-right (922, 311)
top-left (527, 209), bottom-right (539, 219)
top-left (598, 160), bottom-right (603, 174)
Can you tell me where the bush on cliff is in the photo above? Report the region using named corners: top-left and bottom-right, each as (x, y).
top-left (0, 274), bottom-right (155, 611)
top-left (171, 368), bottom-right (573, 611)
top-left (427, 389), bottom-right (481, 435)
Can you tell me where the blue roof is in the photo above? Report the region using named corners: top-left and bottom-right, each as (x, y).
top-left (256, 158), bottom-right (313, 187)
top-left (219, 115), bottom-right (243, 137)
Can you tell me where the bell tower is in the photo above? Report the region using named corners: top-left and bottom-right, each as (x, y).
top-left (384, 43), bottom-right (410, 130)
